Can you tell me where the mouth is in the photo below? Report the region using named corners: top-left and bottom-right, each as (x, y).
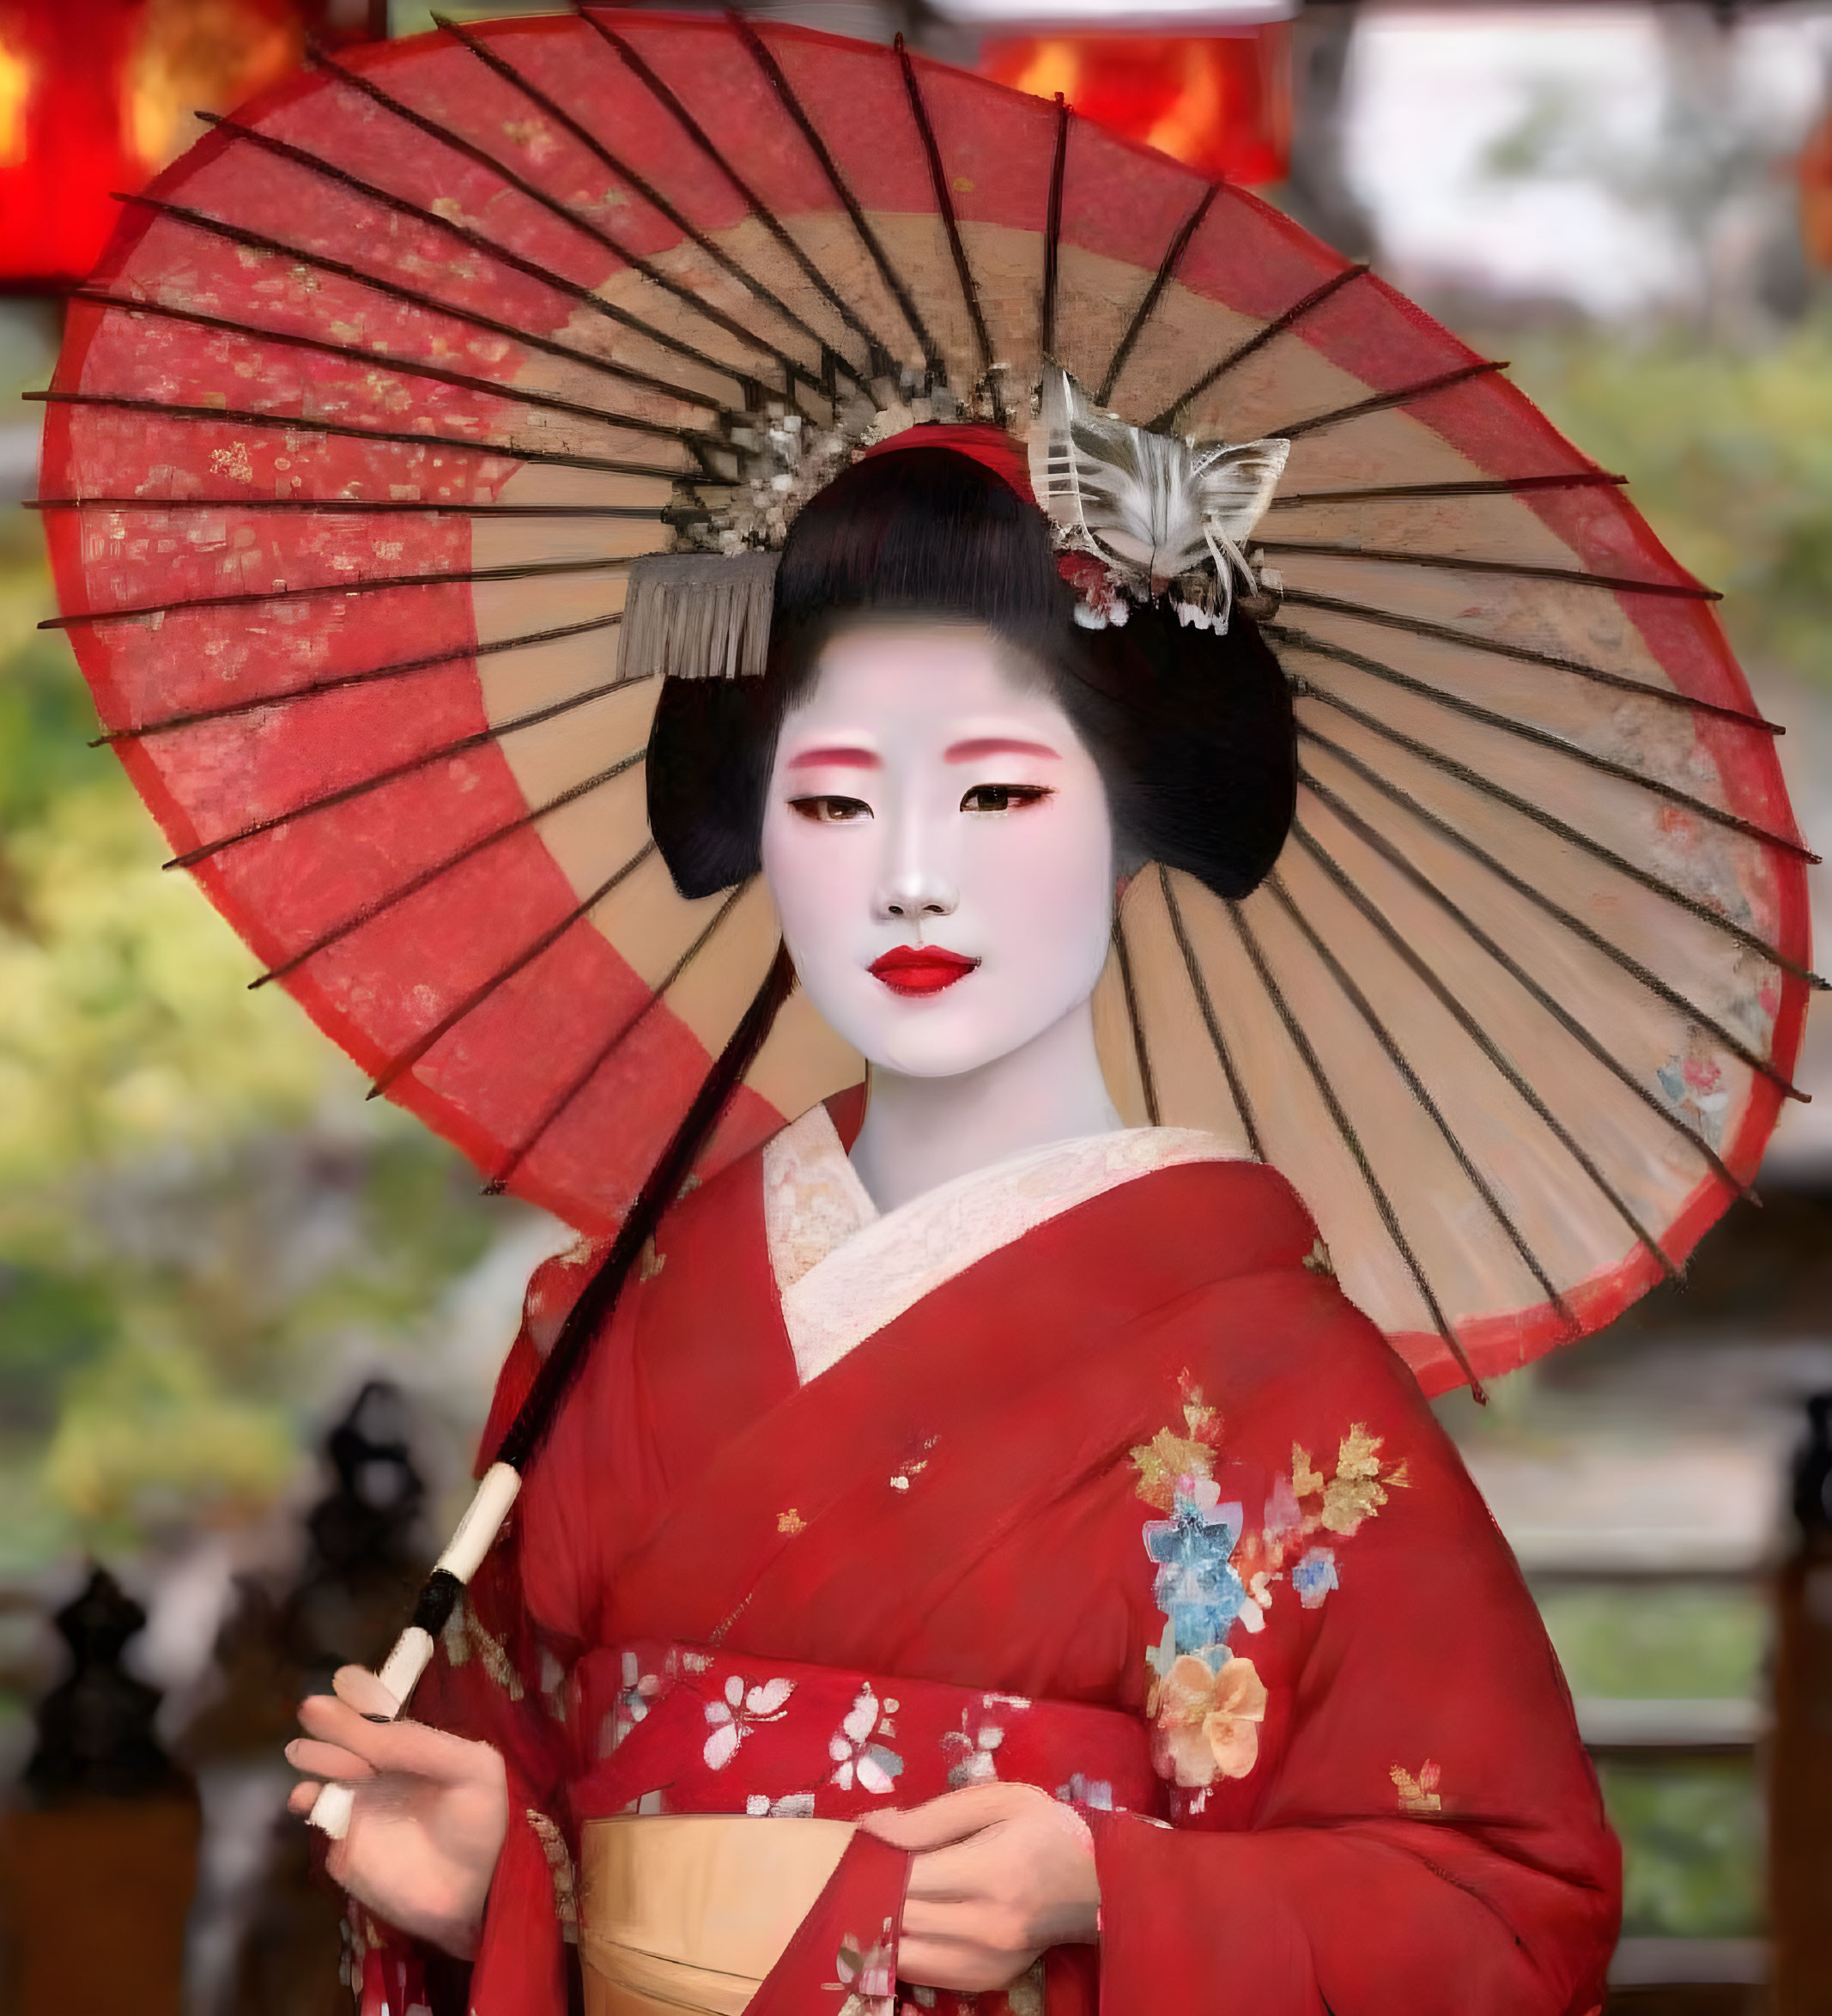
top-left (867, 944), bottom-right (981, 997)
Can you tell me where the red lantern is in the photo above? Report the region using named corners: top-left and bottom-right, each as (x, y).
top-left (979, 29), bottom-right (1290, 188)
top-left (0, 0), bottom-right (324, 290)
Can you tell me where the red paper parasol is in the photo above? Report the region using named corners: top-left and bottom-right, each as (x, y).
top-left (37, 9), bottom-right (1816, 1402)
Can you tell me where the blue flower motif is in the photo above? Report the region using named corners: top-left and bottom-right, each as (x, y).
top-left (1291, 1545), bottom-right (1339, 1609)
top-left (1143, 1491), bottom-right (1247, 1655)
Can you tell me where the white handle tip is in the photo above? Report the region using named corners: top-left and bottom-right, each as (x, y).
top-left (309, 1780), bottom-right (355, 1840)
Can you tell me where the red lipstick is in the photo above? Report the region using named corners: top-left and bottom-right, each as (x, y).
top-left (868, 945), bottom-right (980, 997)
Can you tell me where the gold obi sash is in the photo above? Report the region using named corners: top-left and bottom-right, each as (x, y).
top-left (579, 1815), bottom-right (858, 2016)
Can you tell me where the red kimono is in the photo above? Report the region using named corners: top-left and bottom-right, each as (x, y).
top-left (354, 1105), bottom-right (1619, 2016)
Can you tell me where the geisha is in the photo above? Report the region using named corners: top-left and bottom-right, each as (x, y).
top-left (285, 436), bottom-right (1621, 2016)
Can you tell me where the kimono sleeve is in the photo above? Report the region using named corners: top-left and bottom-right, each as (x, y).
top-left (1089, 1295), bottom-right (1622, 2016)
top-left (352, 1240), bottom-right (613, 2016)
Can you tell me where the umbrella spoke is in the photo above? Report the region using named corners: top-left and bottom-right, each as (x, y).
top-left (94, 610), bottom-right (626, 744)
top-left (1288, 816), bottom-right (1690, 1279)
top-left (1148, 261), bottom-right (1369, 431)
top-left (1096, 181), bottom-right (1216, 408)
top-left (1040, 95), bottom-right (1071, 367)
top-left (204, 109), bottom-right (783, 404)
top-left (1222, 891), bottom-right (1484, 1396)
top-left (369, 840), bottom-right (660, 1097)
top-left (1272, 632), bottom-right (1823, 987)
top-left (1297, 715), bottom-right (1807, 1097)
top-left (1260, 538), bottom-right (1716, 600)
top-left (164, 676), bottom-right (650, 868)
top-left (1295, 754), bottom-right (1762, 1208)
top-left (1269, 359), bottom-right (1505, 442)
top-left (733, 15), bottom-right (943, 380)
top-left (576, 11), bottom-right (895, 374)
top-left (1266, 471), bottom-right (1626, 510)
top-left (39, 498), bottom-right (677, 521)
top-left (254, 752), bottom-right (646, 988)
top-left (108, 195), bottom-right (731, 422)
top-left (897, 39), bottom-right (1002, 417)
top-left (1280, 629), bottom-right (1820, 877)
top-left (433, 15), bottom-right (857, 386)
top-left (1157, 865), bottom-right (1262, 1161)
top-left (1265, 869), bottom-right (1578, 1337)
top-left (1110, 912), bottom-right (1162, 1127)
top-left (68, 289), bottom-right (720, 450)
top-left (484, 880), bottom-right (753, 1189)
top-left (43, 551), bottom-right (635, 632)
top-left (1273, 586), bottom-right (1780, 731)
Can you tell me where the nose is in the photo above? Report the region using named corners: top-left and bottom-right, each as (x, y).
top-left (875, 863), bottom-right (958, 926)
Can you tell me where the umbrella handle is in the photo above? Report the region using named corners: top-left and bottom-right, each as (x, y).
top-left (308, 1462), bottom-right (524, 1840)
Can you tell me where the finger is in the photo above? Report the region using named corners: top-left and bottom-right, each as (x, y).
top-left (287, 1782), bottom-right (322, 1815)
top-left (894, 1930), bottom-right (1039, 1995)
top-left (285, 1738), bottom-right (373, 1783)
top-left (332, 1665), bottom-right (401, 1717)
top-left (299, 1695), bottom-right (493, 1785)
top-left (901, 1835), bottom-right (1011, 1903)
top-left (857, 1783), bottom-right (1034, 1854)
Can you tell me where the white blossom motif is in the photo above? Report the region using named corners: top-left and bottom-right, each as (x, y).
top-left (943, 1694), bottom-right (1027, 1790)
top-left (745, 1791), bottom-right (817, 1818)
top-left (703, 1673), bottom-right (794, 1770)
top-left (828, 1685), bottom-right (905, 1794)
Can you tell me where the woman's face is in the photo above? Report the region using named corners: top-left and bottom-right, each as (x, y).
top-left (761, 620), bottom-right (1116, 1079)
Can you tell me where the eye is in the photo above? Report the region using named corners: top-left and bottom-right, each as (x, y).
top-left (960, 784), bottom-right (1052, 815)
top-left (789, 794), bottom-right (873, 824)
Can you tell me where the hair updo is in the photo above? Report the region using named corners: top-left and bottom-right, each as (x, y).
top-left (645, 446), bottom-right (1295, 902)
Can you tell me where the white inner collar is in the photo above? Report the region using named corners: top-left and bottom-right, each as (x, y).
top-left (762, 1102), bottom-right (1239, 1386)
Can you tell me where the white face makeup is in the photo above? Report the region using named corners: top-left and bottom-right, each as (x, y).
top-left (760, 620), bottom-right (1116, 1080)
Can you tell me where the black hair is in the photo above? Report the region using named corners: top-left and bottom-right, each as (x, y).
top-left (646, 447), bottom-right (1295, 902)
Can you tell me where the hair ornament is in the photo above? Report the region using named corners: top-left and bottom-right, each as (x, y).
top-left (1028, 366), bottom-right (1289, 637)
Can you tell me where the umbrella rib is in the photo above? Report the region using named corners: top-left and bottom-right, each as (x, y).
top-left (896, 38), bottom-right (1000, 418)
top-left (1269, 360), bottom-right (1507, 442)
top-left (1264, 869), bottom-right (1578, 1336)
top-left (94, 610), bottom-right (626, 744)
top-left (43, 551), bottom-right (634, 632)
top-left (1270, 630), bottom-right (1823, 987)
top-left (1148, 261), bottom-right (1369, 432)
top-left (575, 12), bottom-right (893, 373)
top-left (1289, 816), bottom-right (1689, 1280)
top-left (1278, 628), bottom-right (1814, 866)
top-left (164, 671), bottom-right (650, 870)
top-left (1095, 181), bottom-right (1217, 409)
top-left (484, 880), bottom-right (752, 1189)
top-left (369, 839), bottom-right (661, 1098)
top-left (1295, 763), bottom-right (1749, 1222)
top-left (199, 108), bottom-right (783, 402)
top-left (1259, 538), bottom-right (1717, 601)
top-left (67, 288), bottom-right (719, 450)
top-left (1296, 712), bottom-right (1808, 1097)
top-left (1157, 864), bottom-right (1263, 1159)
top-left (253, 753), bottom-right (646, 988)
top-left (27, 388), bottom-right (688, 487)
top-left (1222, 892), bottom-right (1483, 1395)
top-left (1271, 586), bottom-right (1780, 732)
top-left (432, 15), bottom-right (853, 384)
top-left (39, 497), bottom-right (679, 521)
top-left (1265, 471), bottom-right (1628, 510)
top-left (1111, 912), bottom-right (1162, 1126)
top-left (109, 194), bottom-right (729, 422)
top-left (1040, 94), bottom-right (1070, 366)
top-left (731, 12), bottom-right (943, 380)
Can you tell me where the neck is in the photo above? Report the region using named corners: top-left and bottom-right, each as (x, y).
top-left (848, 999), bottom-right (1125, 1215)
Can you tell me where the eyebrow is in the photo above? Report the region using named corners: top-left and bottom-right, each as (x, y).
top-left (785, 744), bottom-right (883, 772)
top-left (944, 736), bottom-right (1061, 764)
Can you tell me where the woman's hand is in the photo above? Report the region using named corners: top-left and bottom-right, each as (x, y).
top-left (858, 1782), bottom-right (1100, 1992)
top-left (285, 1664), bottom-right (510, 1959)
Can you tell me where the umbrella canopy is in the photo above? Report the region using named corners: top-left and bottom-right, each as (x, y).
top-left (38, 9), bottom-right (1815, 1398)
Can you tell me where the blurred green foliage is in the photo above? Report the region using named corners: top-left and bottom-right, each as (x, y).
top-left (1536, 1582), bottom-right (1768, 1700)
top-left (1603, 1758), bottom-right (1765, 1938)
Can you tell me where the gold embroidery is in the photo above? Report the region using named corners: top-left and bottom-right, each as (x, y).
top-left (1290, 1443), bottom-right (1326, 1499)
top-left (1301, 1236), bottom-right (1335, 1277)
top-left (1391, 1759), bottom-right (1442, 1816)
top-left (525, 1808), bottom-right (579, 1940)
top-left (1131, 1374), bottom-right (1226, 1510)
top-left (440, 1594), bottom-right (525, 1699)
top-left (1318, 1424), bottom-right (1408, 1536)
top-left (777, 1508), bottom-right (806, 1534)
top-left (639, 1237), bottom-right (666, 1281)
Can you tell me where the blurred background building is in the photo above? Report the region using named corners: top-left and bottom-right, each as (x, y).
top-left (1, 1), bottom-right (1829, 2010)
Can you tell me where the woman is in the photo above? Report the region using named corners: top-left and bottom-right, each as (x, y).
top-left (288, 440), bottom-right (1619, 2016)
